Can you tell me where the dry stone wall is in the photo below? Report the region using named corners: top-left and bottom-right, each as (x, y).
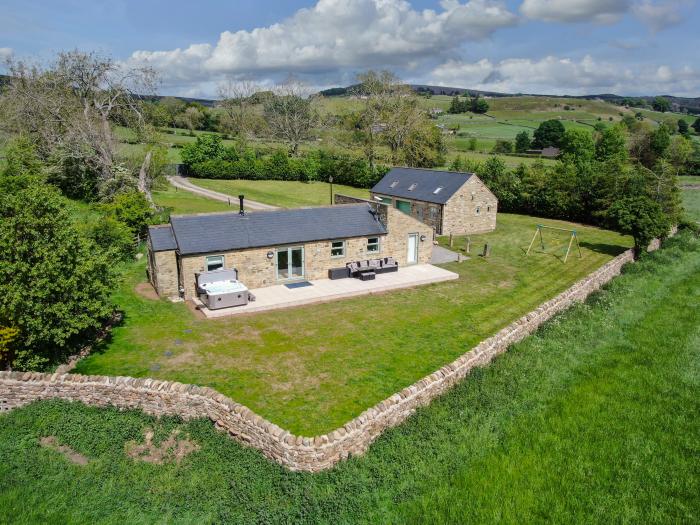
top-left (1, 242), bottom-right (658, 472)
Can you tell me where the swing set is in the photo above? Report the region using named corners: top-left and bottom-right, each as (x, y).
top-left (526, 224), bottom-right (582, 263)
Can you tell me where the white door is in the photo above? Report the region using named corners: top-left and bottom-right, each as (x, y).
top-left (407, 233), bottom-right (418, 265)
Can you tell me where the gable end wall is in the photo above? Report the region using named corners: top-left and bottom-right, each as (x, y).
top-left (441, 177), bottom-right (497, 235)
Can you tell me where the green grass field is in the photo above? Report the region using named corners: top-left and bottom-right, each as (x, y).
top-left (152, 184), bottom-right (234, 215)
top-left (682, 188), bottom-right (700, 221)
top-left (2, 232), bottom-right (697, 524)
top-left (74, 213), bottom-right (631, 435)
top-left (187, 179), bottom-right (369, 208)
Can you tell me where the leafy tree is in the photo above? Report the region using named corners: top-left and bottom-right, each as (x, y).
top-left (0, 177), bottom-right (114, 370)
top-left (677, 119), bottom-right (689, 136)
top-left (471, 97), bottom-right (489, 114)
top-left (402, 124), bottom-right (446, 167)
top-left (159, 97), bottom-right (187, 126)
top-left (607, 195), bottom-right (670, 253)
top-left (181, 134), bottom-right (228, 167)
top-left (561, 129), bottom-right (595, 166)
top-left (650, 124), bottom-right (671, 158)
top-left (492, 140), bottom-right (513, 154)
top-left (515, 131), bottom-right (531, 153)
top-left (532, 119), bottom-right (566, 148)
top-left (692, 117), bottom-right (700, 134)
top-left (652, 96), bottom-right (671, 113)
top-left (448, 96), bottom-right (464, 114)
top-left (104, 191), bottom-right (154, 234)
top-left (595, 125), bottom-right (628, 162)
top-left (87, 216), bottom-right (135, 261)
top-left (175, 106), bottom-right (206, 133)
top-left (2, 136), bottom-right (45, 178)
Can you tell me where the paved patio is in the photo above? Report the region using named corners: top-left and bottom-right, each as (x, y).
top-left (193, 264), bottom-right (459, 318)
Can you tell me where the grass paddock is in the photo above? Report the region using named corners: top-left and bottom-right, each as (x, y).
top-left (1, 232), bottom-right (698, 524)
top-left (75, 213), bottom-right (630, 435)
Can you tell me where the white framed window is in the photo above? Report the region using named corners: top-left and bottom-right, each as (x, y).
top-left (206, 255), bottom-right (224, 271)
top-left (331, 240), bottom-right (345, 257)
top-left (476, 207), bottom-right (481, 215)
top-left (367, 237), bottom-right (380, 253)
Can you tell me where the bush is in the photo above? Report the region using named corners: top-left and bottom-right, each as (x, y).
top-left (87, 217), bottom-right (135, 261)
top-left (188, 149), bottom-right (385, 189)
top-left (105, 191), bottom-right (154, 235)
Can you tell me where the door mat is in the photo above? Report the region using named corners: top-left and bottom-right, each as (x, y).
top-left (285, 281), bottom-right (313, 289)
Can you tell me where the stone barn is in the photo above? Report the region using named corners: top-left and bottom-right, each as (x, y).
top-left (371, 167), bottom-right (498, 236)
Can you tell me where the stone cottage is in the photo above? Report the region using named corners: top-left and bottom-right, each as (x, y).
top-left (370, 167), bottom-right (498, 236)
top-left (147, 197), bottom-right (433, 299)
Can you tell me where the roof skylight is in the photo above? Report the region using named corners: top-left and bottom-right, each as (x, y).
top-left (433, 186), bottom-right (444, 194)
top-left (389, 180), bottom-right (399, 188)
top-left (408, 183), bottom-right (417, 191)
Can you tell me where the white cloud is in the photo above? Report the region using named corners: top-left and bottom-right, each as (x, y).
top-left (632, 0), bottom-right (690, 31)
top-left (0, 47), bottom-right (13, 61)
top-left (520, 0), bottom-right (630, 24)
top-left (127, 0), bottom-right (517, 90)
top-left (428, 55), bottom-right (700, 96)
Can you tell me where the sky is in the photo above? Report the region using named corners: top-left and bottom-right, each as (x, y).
top-left (1, 0), bottom-right (698, 98)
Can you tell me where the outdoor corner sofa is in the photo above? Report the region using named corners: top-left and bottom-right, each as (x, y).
top-left (328, 257), bottom-right (399, 281)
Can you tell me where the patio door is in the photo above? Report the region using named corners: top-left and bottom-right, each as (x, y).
top-left (407, 234), bottom-right (419, 265)
top-left (276, 246), bottom-right (304, 280)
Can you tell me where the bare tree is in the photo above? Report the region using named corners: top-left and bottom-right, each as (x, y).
top-left (0, 50), bottom-right (157, 200)
top-left (351, 70), bottom-right (409, 170)
top-left (217, 79), bottom-right (260, 138)
top-left (263, 79), bottom-right (317, 156)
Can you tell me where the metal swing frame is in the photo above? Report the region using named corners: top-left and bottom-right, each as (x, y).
top-left (526, 224), bottom-right (582, 263)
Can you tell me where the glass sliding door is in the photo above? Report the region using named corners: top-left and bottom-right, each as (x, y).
top-left (276, 246), bottom-right (305, 280)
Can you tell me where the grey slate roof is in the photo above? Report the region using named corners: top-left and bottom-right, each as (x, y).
top-left (371, 167), bottom-right (474, 205)
top-left (167, 204), bottom-right (387, 255)
top-left (148, 225), bottom-right (177, 252)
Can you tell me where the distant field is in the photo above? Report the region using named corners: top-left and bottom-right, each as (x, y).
top-left (188, 179), bottom-right (369, 208)
top-left (682, 188), bottom-right (700, 221)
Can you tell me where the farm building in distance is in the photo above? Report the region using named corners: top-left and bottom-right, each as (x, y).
top-left (371, 167), bottom-right (498, 236)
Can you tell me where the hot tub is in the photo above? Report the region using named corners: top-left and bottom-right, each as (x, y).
top-left (196, 269), bottom-right (253, 309)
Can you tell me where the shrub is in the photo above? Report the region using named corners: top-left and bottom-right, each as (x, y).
top-left (87, 217), bottom-right (135, 261)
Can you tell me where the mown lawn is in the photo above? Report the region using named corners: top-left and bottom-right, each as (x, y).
top-left (2, 233), bottom-right (698, 524)
top-left (75, 213), bottom-right (631, 435)
top-left (187, 178), bottom-right (369, 208)
top-left (152, 184), bottom-right (233, 215)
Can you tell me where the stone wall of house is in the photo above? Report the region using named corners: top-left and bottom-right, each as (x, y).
top-left (1, 239), bottom-right (661, 472)
top-left (335, 195), bottom-right (433, 265)
top-left (441, 176), bottom-right (498, 236)
top-left (176, 201), bottom-right (434, 298)
top-left (148, 249), bottom-right (179, 297)
top-left (368, 192), bottom-right (443, 233)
